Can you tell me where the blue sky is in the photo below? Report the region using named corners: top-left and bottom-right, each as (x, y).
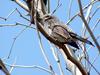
top-left (0, 0), bottom-right (100, 75)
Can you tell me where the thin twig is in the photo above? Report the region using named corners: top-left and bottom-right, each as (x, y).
top-left (9, 58), bottom-right (17, 73)
top-left (66, 0), bottom-right (98, 25)
top-left (0, 24), bottom-right (18, 27)
top-left (16, 8), bottom-right (30, 21)
top-left (85, 58), bottom-right (100, 75)
top-left (16, 22), bottom-right (36, 29)
top-left (34, 0), bottom-right (55, 75)
top-left (6, 8), bottom-right (17, 20)
top-left (89, 53), bottom-right (100, 72)
top-left (91, 19), bottom-right (100, 32)
top-left (0, 17), bottom-right (6, 20)
top-left (51, 0), bottom-right (62, 15)
top-left (0, 8), bottom-right (17, 21)
top-left (82, 0), bottom-right (94, 36)
top-left (56, 51), bottom-right (64, 75)
top-left (14, 0), bottom-right (29, 12)
top-left (0, 8), bottom-right (30, 23)
top-left (81, 1), bottom-right (95, 70)
top-left (7, 26), bottom-right (28, 58)
top-left (48, 0), bottom-right (50, 13)
top-left (83, 6), bottom-right (100, 36)
top-left (68, 0), bottom-right (73, 19)
top-left (0, 22), bottom-right (35, 29)
top-left (5, 63), bottom-right (53, 74)
top-left (89, 6), bottom-right (100, 21)
top-left (66, 13), bottom-right (78, 25)
top-left (49, 42), bottom-right (64, 75)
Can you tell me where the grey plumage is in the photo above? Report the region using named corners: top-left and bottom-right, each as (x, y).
top-left (42, 15), bottom-right (94, 49)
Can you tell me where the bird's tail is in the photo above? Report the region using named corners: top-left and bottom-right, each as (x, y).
top-left (69, 32), bottom-right (94, 46)
top-left (76, 36), bottom-right (94, 46)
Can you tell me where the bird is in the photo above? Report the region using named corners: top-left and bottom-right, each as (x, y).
top-left (42, 15), bottom-right (94, 49)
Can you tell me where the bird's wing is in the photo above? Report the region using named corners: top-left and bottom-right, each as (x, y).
top-left (52, 25), bottom-right (71, 40)
top-left (52, 26), bottom-right (79, 49)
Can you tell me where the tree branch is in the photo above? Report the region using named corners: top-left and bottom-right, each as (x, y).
top-left (77, 0), bottom-right (100, 53)
top-left (14, 0), bottom-right (29, 12)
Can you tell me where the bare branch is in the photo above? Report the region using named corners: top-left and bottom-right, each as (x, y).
top-left (82, 0), bottom-right (94, 36)
top-left (5, 63), bottom-right (53, 74)
top-left (7, 26), bottom-right (29, 58)
top-left (47, 0), bottom-right (50, 13)
top-left (14, 0), bottom-right (29, 12)
top-left (91, 19), bottom-right (100, 32)
top-left (67, 0), bottom-right (73, 19)
top-left (66, 0), bottom-right (98, 25)
top-left (51, 0), bottom-right (62, 15)
top-left (49, 43), bottom-right (64, 75)
top-left (0, 59), bottom-right (10, 75)
top-left (34, 1), bottom-right (56, 75)
top-left (0, 22), bottom-right (35, 29)
top-left (77, 0), bottom-right (100, 53)
top-left (85, 58), bottom-right (100, 75)
top-left (9, 58), bottom-right (17, 73)
top-left (89, 6), bottom-right (100, 21)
